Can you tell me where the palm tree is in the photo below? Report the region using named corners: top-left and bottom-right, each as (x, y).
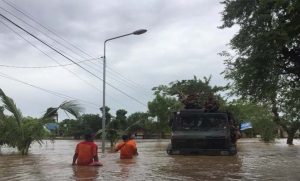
top-left (42, 100), bottom-right (84, 138)
top-left (0, 88), bottom-right (83, 154)
top-left (0, 106), bottom-right (6, 147)
top-left (0, 89), bottom-right (23, 126)
top-left (0, 88), bottom-right (27, 154)
top-left (42, 100), bottom-right (83, 121)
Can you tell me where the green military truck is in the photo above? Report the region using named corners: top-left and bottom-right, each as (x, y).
top-left (167, 109), bottom-right (238, 155)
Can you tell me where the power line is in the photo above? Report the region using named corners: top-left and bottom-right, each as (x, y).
top-left (0, 71), bottom-right (99, 109)
top-left (0, 5), bottom-right (91, 63)
top-left (0, 19), bottom-right (133, 110)
top-left (0, 58), bottom-right (100, 69)
top-left (0, 19), bottom-right (103, 93)
top-left (1, 0), bottom-right (97, 58)
top-left (88, 59), bottom-right (151, 94)
top-left (0, 2), bottom-right (151, 102)
top-left (0, 12), bottom-right (147, 108)
top-left (76, 59), bottom-right (151, 102)
top-left (82, 60), bottom-right (149, 97)
top-left (0, 70), bottom-right (122, 112)
top-left (1, 0), bottom-right (151, 95)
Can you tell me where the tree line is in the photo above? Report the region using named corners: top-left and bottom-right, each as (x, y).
top-left (220, 0), bottom-right (300, 144)
top-left (0, 73), bottom-right (296, 155)
top-left (1, 0), bottom-right (299, 155)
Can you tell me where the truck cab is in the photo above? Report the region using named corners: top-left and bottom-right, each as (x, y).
top-left (167, 109), bottom-right (237, 155)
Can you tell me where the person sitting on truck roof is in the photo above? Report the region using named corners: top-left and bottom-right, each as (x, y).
top-left (204, 95), bottom-right (219, 112)
top-left (182, 93), bottom-right (202, 109)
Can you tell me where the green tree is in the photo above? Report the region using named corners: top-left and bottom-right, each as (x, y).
top-left (153, 76), bottom-right (226, 109)
top-left (59, 119), bottom-right (85, 139)
top-left (116, 109), bottom-right (128, 130)
top-left (81, 114), bottom-right (101, 133)
top-left (106, 123), bottom-right (120, 147)
top-left (0, 106), bottom-right (5, 146)
top-left (99, 106), bottom-right (117, 147)
top-left (100, 106), bottom-right (112, 126)
top-left (59, 114), bottom-right (102, 139)
top-left (227, 100), bottom-right (277, 142)
top-left (127, 112), bottom-right (149, 130)
top-left (43, 100), bottom-right (83, 121)
top-left (42, 100), bottom-right (84, 139)
top-left (126, 112), bottom-right (156, 138)
top-left (277, 87), bottom-right (300, 144)
top-left (148, 93), bottom-right (181, 138)
top-left (220, 0), bottom-right (300, 144)
top-left (0, 89), bottom-right (45, 154)
top-left (149, 76), bottom-right (225, 137)
top-left (106, 115), bottom-right (121, 147)
top-left (0, 88), bottom-right (84, 154)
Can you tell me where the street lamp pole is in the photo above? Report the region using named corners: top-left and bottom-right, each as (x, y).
top-left (102, 29), bottom-right (147, 153)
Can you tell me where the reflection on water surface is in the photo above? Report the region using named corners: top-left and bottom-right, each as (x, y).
top-left (0, 139), bottom-right (300, 180)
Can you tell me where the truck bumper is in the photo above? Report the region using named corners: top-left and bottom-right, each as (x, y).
top-left (166, 143), bottom-right (237, 156)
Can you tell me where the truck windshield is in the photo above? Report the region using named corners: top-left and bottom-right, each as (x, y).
top-left (174, 113), bottom-right (228, 130)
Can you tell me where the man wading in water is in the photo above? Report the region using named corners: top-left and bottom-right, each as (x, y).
top-left (114, 135), bottom-right (138, 159)
top-left (72, 132), bottom-right (102, 166)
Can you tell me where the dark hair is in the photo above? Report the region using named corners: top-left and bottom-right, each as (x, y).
top-left (84, 131), bottom-right (94, 141)
top-left (122, 135), bottom-right (129, 141)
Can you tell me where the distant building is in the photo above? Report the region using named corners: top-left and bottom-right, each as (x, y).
top-left (44, 123), bottom-right (59, 132)
top-left (135, 128), bottom-right (145, 139)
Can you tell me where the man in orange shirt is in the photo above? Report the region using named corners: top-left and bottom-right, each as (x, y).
top-left (114, 135), bottom-right (137, 159)
top-left (127, 134), bottom-right (138, 156)
top-left (72, 132), bottom-right (101, 166)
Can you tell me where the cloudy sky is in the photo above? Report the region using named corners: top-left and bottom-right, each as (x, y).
top-left (0, 0), bottom-right (237, 119)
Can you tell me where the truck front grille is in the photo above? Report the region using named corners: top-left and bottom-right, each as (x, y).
top-left (172, 139), bottom-right (227, 149)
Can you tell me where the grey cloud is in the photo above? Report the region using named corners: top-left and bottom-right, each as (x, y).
top-left (0, 0), bottom-right (236, 119)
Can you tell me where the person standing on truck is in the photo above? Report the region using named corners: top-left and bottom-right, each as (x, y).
top-left (204, 94), bottom-right (219, 112)
top-left (115, 135), bottom-right (137, 159)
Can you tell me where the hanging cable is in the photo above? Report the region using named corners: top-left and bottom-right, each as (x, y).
top-left (1, 0), bottom-right (151, 95)
top-left (0, 13), bottom-right (147, 107)
top-left (0, 19), bottom-right (102, 93)
top-left (0, 71), bottom-right (99, 108)
top-left (0, 20), bottom-right (130, 110)
top-left (0, 58), bottom-right (100, 69)
top-left (2, 0), bottom-right (96, 58)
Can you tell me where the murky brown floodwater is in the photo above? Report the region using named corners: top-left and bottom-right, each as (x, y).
top-left (1, 139), bottom-right (300, 181)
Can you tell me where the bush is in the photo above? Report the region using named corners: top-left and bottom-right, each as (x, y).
top-left (259, 120), bottom-right (277, 142)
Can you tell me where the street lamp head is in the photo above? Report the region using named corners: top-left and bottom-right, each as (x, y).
top-left (132, 29), bottom-right (147, 35)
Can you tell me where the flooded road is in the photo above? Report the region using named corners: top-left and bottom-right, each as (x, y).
top-left (1, 139), bottom-right (300, 180)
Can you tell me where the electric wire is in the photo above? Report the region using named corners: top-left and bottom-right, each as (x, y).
top-left (81, 60), bottom-right (150, 99)
top-left (1, 0), bottom-right (151, 95)
top-left (0, 58), bottom-right (100, 69)
top-left (0, 19), bottom-right (102, 93)
top-left (0, 5), bottom-right (85, 61)
top-left (0, 12), bottom-right (147, 107)
top-left (0, 19), bottom-right (129, 109)
top-left (86, 59), bottom-right (151, 96)
top-left (2, 0), bottom-right (97, 58)
top-left (1, 2), bottom-right (151, 104)
top-left (0, 3), bottom-right (150, 106)
top-left (0, 71), bottom-right (99, 109)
